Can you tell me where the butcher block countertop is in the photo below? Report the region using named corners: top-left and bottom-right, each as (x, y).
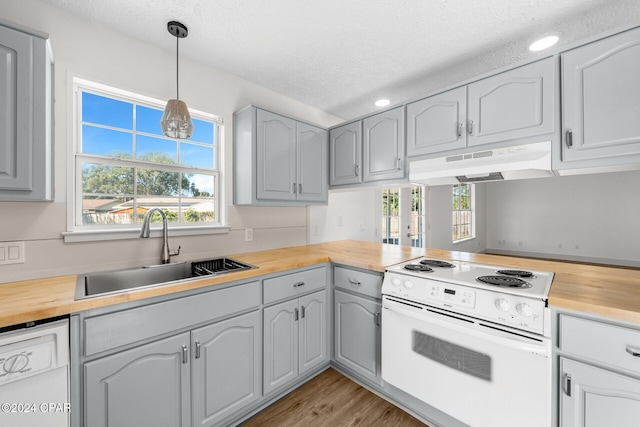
top-left (1, 240), bottom-right (639, 328)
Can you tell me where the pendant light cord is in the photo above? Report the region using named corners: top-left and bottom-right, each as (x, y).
top-left (176, 35), bottom-right (179, 100)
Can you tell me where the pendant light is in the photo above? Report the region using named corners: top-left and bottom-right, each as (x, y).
top-left (160, 21), bottom-right (194, 139)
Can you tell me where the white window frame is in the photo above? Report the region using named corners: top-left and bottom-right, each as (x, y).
top-left (452, 183), bottom-right (475, 243)
top-left (64, 77), bottom-right (228, 242)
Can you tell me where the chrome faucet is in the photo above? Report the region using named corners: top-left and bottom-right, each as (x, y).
top-left (139, 208), bottom-right (181, 264)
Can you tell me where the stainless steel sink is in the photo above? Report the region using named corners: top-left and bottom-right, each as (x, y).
top-left (75, 257), bottom-right (256, 300)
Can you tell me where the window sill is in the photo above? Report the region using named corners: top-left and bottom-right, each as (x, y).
top-left (453, 236), bottom-right (476, 245)
top-left (62, 225), bottom-right (231, 243)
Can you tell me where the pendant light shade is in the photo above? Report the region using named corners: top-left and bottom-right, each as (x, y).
top-left (161, 21), bottom-right (194, 139)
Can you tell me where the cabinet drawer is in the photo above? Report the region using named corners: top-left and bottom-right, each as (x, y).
top-left (84, 281), bottom-right (260, 356)
top-left (334, 266), bottom-right (382, 299)
top-left (263, 267), bottom-right (327, 305)
top-left (559, 315), bottom-right (640, 375)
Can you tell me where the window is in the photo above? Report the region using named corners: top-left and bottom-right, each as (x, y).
top-left (452, 183), bottom-right (474, 242)
top-left (71, 79), bottom-right (223, 236)
top-left (382, 186), bottom-right (426, 248)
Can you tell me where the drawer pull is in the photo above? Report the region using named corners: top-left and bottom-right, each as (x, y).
top-left (293, 281), bottom-right (305, 288)
top-left (626, 346), bottom-right (640, 357)
top-left (348, 278), bottom-right (362, 286)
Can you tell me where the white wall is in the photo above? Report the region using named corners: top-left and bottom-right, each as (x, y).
top-left (0, 0), bottom-right (342, 283)
top-left (485, 170), bottom-right (640, 267)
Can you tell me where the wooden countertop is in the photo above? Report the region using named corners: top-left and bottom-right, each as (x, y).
top-left (0, 240), bottom-right (639, 328)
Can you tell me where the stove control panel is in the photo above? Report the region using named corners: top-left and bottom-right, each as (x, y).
top-left (428, 283), bottom-right (475, 309)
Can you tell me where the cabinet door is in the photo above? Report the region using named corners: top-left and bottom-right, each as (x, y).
top-left (0, 24), bottom-right (51, 200)
top-left (363, 106), bottom-right (405, 181)
top-left (263, 299), bottom-right (299, 395)
top-left (191, 311), bottom-right (260, 427)
top-left (406, 87), bottom-right (467, 156)
top-left (561, 27), bottom-right (640, 163)
top-left (334, 290), bottom-right (382, 385)
top-left (297, 122), bottom-right (328, 202)
top-left (256, 109), bottom-right (297, 201)
top-left (560, 358), bottom-right (640, 426)
top-left (467, 57), bottom-right (555, 147)
top-left (329, 121), bottom-right (362, 185)
top-left (299, 291), bottom-right (329, 376)
top-left (84, 333), bottom-right (191, 427)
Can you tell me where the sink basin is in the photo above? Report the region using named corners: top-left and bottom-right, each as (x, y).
top-left (75, 257), bottom-right (256, 300)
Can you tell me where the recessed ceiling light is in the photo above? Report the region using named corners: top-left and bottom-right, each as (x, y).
top-left (529, 35), bottom-right (559, 52)
top-left (375, 98), bottom-right (390, 107)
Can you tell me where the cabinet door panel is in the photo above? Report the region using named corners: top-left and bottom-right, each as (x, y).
top-left (330, 121), bottom-right (361, 185)
top-left (334, 290), bottom-right (381, 385)
top-left (562, 27), bottom-right (640, 162)
top-left (561, 358), bottom-right (640, 426)
top-left (84, 333), bottom-right (191, 427)
top-left (468, 57), bottom-right (555, 147)
top-left (297, 122), bottom-right (328, 202)
top-left (256, 109), bottom-right (297, 201)
top-left (192, 311), bottom-right (260, 427)
top-left (363, 106), bottom-right (405, 181)
top-left (406, 87), bottom-right (467, 156)
top-left (263, 299), bottom-right (299, 395)
top-left (299, 291), bottom-right (328, 376)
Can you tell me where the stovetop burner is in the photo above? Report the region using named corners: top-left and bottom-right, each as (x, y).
top-left (497, 269), bottom-right (534, 278)
top-left (420, 259), bottom-right (455, 268)
top-left (404, 264), bottom-right (433, 272)
top-left (476, 275), bottom-right (532, 288)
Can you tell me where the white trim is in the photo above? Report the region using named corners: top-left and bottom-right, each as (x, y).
top-left (62, 225), bottom-right (231, 243)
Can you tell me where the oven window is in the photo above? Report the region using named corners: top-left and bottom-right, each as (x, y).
top-left (412, 330), bottom-right (491, 381)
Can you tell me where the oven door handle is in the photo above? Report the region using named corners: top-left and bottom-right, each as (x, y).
top-left (383, 297), bottom-right (550, 356)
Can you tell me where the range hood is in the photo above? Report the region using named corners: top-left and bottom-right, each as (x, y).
top-left (409, 141), bottom-right (555, 185)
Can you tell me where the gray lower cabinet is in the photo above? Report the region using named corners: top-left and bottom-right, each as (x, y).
top-left (329, 120), bottom-right (362, 186)
top-left (234, 106), bottom-right (328, 206)
top-left (84, 332), bottom-right (192, 427)
top-left (362, 106), bottom-right (405, 182)
top-left (191, 311), bottom-right (261, 427)
top-left (560, 358), bottom-right (640, 426)
top-left (0, 21), bottom-right (53, 201)
top-left (560, 26), bottom-right (640, 167)
top-left (263, 290), bottom-right (328, 395)
top-left (333, 289), bottom-right (381, 385)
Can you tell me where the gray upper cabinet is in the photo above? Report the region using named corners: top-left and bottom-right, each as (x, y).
top-left (84, 332), bottom-right (191, 427)
top-left (406, 86), bottom-right (467, 156)
top-left (560, 27), bottom-right (640, 166)
top-left (234, 106), bottom-right (328, 206)
top-left (191, 311), bottom-right (261, 427)
top-left (0, 22), bottom-right (53, 201)
top-left (467, 57), bottom-right (555, 147)
top-left (329, 120), bottom-right (362, 186)
top-left (362, 106), bottom-right (405, 182)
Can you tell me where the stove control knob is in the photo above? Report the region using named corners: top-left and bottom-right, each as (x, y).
top-left (516, 303), bottom-right (533, 317)
top-left (403, 280), bottom-right (414, 290)
top-left (494, 298), bottom-right (510, 312)
top-left (391, 277), bottom-right (401, 287)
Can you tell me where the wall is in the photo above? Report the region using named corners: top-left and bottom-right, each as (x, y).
top-left (485, 170), bottom-right (640, 267)
top-left (0, 0), bottom-right (342, 283)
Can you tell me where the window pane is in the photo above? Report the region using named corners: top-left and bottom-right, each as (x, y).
top-left (136, 168), bottom-right (180, 196)
top-left (190, 118), bottom-right (214, 145)
top-left (82, 125), bottom-right (133, 157)
top-left (180, 143), bottom-right (214, 169)
top-left (82, 163), bottom-right (134, 195)
top-left (136, 105), bottom-right (164, 136)
top-left (182, 173), bottom-right (215, 197)
top-left (82, 92), bottom-right (133, 129)
top-left (137, 199), bottom-right (179, 224)
top-left (81, 196), bottom-right (134, 226)
top-left (137, 135), bottom-right (178, 164)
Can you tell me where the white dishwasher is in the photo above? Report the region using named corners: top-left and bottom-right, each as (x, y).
top-left (0, 318), bottom-right (70, 427)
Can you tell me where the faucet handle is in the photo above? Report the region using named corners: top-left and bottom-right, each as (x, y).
top-left (169, 245), bottom-right (181, 257)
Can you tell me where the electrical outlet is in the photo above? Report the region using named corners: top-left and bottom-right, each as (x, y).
top-left (245, 228), bottom-right (253, 242)
top-left (0, 241), bottom-right (25, 265)
top-left (359, 223), bottom-right (365, 232)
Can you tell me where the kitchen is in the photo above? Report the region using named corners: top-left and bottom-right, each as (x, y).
top-left (1, 0), bottom-right (640, 426)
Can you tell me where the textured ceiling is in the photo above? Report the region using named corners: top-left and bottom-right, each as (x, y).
top-left (43, 0), bottom-right (640, 120)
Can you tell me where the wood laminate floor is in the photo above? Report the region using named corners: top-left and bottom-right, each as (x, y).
top-left (241, 368), bottom-right (428, 427)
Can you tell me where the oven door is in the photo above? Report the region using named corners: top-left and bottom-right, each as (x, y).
top-left (381, 296), bottom-right (551, 427)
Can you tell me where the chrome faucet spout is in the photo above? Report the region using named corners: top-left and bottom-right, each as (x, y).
top-left (139, 208), bottom-right (181, 264)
